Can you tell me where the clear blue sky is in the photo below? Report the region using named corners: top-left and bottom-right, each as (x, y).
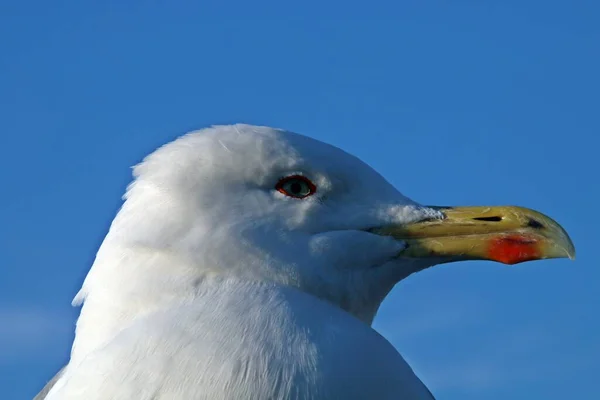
top-left (1, 1), bottom-right (597, 399)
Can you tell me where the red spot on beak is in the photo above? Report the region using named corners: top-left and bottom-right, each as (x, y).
top-left (487, 235), bottom-right (541, 265)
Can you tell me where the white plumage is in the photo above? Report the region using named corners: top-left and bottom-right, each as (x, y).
top-left (44, 124), bottom-right (444, 399)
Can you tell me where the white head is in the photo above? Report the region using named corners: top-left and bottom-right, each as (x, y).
top-left (71, 124), bottom-right (573, 360)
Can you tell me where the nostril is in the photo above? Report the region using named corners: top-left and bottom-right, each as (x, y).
top-left (473, 216), bottom-right (503, 222)
top-left (527, 218), bottom-right (544, 229)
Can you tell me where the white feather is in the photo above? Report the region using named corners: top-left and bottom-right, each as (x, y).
top-left (45, 124), bottom-right (440, 399)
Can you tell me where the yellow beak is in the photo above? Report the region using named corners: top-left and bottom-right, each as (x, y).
top-left (371, 206), bottom-right (575, 265)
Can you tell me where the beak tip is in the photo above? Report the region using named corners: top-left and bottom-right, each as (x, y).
top-left (560, 238), bottom-right (576, 261)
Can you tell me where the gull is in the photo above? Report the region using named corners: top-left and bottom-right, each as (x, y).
top-left (37, 124), bottom-right (574, 399)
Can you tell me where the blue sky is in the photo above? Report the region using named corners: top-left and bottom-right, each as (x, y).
top-left (1, 1), bottom-right (598, 399)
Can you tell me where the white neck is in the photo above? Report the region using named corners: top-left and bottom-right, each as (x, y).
top-left (69, 243), bottom-right (394, 365)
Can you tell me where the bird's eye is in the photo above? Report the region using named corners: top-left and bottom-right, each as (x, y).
top-left (275, 175), bottom-right (317, 199)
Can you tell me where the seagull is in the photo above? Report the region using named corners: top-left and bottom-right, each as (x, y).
top-left (37, 124), bottom-right (575, 400)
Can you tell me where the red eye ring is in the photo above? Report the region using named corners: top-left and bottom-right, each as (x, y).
top-left (275, 175), bottom-right (317, 199)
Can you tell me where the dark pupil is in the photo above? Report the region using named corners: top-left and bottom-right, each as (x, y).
top-left (290, 182), bottom-right (303, 194)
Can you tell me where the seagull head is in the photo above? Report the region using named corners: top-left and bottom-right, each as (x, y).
top-left (82, 124), bottom-right (574, 325)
